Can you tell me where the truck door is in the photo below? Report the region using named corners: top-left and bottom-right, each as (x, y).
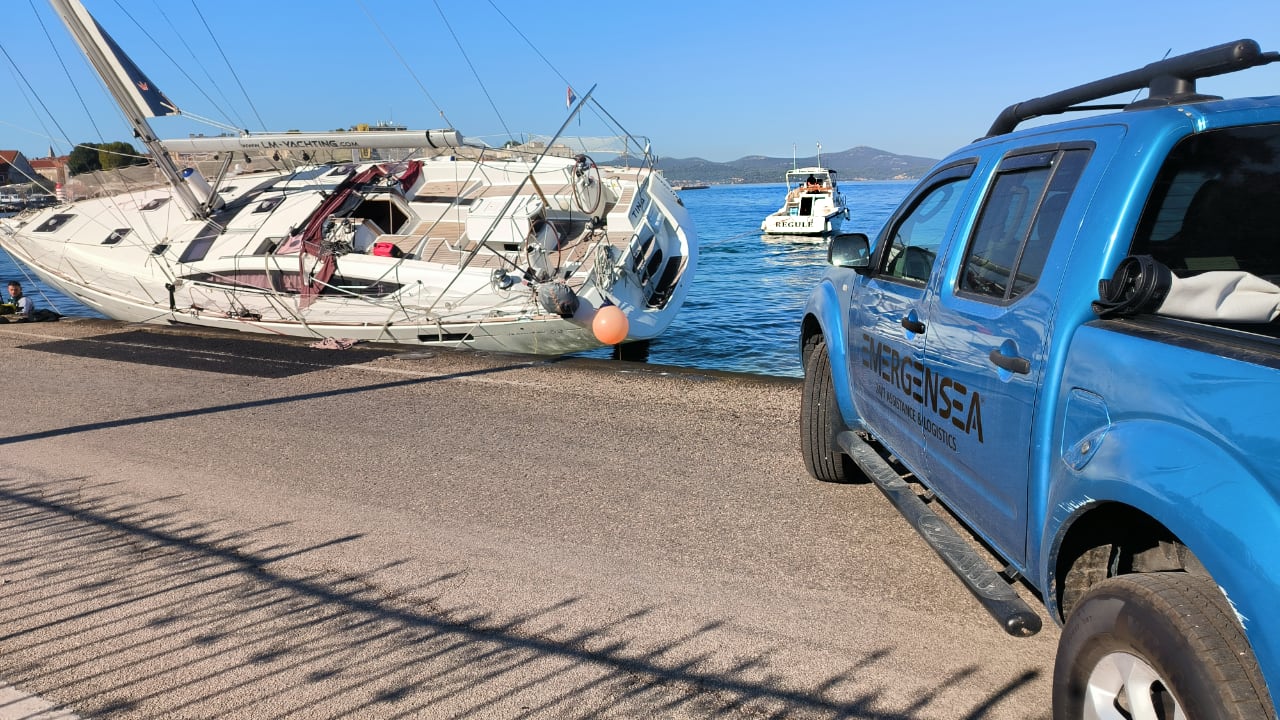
top-left (921, 145), bottom-right (1093, 561)
top-left (851, 161), bottom-right (977, 475)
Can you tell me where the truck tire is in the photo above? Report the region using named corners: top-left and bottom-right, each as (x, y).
top-left (801, 338), bottom-right (850, 483)
top-left (1053, 572), bottom-right (1274, 720)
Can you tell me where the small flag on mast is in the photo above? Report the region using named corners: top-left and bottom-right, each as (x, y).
top-left (566, 86), bottom-right (577, 109)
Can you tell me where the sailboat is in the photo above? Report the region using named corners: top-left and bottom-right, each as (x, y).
top-left (0, 1), bottom-right (696, 355)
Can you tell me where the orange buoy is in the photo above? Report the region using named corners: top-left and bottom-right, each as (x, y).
top-left (592, 304), bottom-right (629, 345)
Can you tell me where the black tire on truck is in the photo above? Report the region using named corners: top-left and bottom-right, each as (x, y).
top-left (1053, 572), bottom-right (1275, 720)
top-left (801, 338), bottom-right (850, 483)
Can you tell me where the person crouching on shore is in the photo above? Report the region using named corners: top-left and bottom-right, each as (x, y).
top-left (6, 281), bottom-right (34, 319)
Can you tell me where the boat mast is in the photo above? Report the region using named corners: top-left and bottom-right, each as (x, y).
top-left (48, 0), bottom-right (205, 219)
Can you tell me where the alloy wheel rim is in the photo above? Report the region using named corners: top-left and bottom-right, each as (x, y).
top-left (1083, 651), bottom-right (1185, 720)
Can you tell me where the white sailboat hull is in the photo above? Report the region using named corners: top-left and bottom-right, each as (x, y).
top-left (3, 238), bottom-right (602, 353)
top-left (1, 155), bottom-right (696, 355)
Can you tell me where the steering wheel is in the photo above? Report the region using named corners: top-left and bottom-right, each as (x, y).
top-left (572, 154), bottom-right (603, 215)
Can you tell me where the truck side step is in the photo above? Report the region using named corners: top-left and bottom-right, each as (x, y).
top-left (837, 431), bottom-right (1042, 637)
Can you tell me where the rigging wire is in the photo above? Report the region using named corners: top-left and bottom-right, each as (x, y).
top-left (4, 4), bottom-right (661, 336)
top-left (431, 0), bottom-right (515, 143)
top-left (3, 255), bottom-right (63, 314)
top-left (0, 34), bottom-right (144, 214)
top-left (187, 0), bottom-right (267, 132)
top-left (2, 68), bottom-right (60, 160)
top-left (355, 0), bottom-right (453, 128)
top-left (483, 0), bottom-right (570, 88)
top-left (112, 0), bottom-right (250, 132)
top-left (21, 0), bottom-right (101, 147)
top-left (8, 2), bottom-right (185, 243)
top-left (482, 1), bottom-right (633, 156)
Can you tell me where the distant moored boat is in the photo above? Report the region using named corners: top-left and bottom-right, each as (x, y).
top-left (760, 167), bottom-right (848, 237)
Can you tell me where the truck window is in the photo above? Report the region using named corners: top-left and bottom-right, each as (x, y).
top-left (1133, 123), bottom-right (1280, 284)
top-left (960, 148), bottom-right (1091, 301)
top-left (880, 164), bottom-right (975, 283)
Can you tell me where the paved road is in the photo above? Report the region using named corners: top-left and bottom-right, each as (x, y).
top-left (0, 319), bottom-right (1059, 719)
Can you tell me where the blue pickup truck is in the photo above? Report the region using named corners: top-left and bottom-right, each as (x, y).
top-left (800, 41), bottom-right (1280, 718)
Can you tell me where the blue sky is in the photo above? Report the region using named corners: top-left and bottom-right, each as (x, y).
top-left (2, 1), bottom-right (1279, 164)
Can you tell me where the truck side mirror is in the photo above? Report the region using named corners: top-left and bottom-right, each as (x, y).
top-left (829, 233), bottom-right (871, 272)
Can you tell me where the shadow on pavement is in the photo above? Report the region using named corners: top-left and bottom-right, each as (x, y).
top-left (0, 357), bottom-right (542, 447)
top-left (0, 477), bottom-right (1040, 719)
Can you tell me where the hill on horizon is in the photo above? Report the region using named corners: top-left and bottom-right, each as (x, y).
top-left (638, 145), bottom-right (939, 184)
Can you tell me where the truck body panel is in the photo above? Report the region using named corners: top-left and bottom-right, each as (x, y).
top-left (802, 69), bottom-right (1280, 712)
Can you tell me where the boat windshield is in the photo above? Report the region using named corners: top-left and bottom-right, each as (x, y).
top-left (787, 170), bottom-right (834, 190)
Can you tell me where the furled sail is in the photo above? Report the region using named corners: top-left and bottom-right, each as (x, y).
top-left (50, 0), bottom-right (203, 218)
top-left (49, 0), bottom-right (179, 118)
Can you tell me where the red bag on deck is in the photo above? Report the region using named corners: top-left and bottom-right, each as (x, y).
top-left (372, 242), bottom-right (403, 258)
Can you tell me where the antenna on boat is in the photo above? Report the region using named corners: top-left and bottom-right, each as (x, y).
top-left (792, 144), bottom-right (796, 171)
top-left (49, 0), bottom-right (206, 219)
top-left (816, 141), bottom-right (822, 168)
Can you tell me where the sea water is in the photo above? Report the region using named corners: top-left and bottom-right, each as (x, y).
top-left (0, 181), bottom-right (914, 378)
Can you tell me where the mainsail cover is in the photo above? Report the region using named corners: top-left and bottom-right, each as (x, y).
top-left (51, 0), bottom-right (179, 118)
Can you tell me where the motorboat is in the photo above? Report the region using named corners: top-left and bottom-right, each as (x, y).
top-left (0, 1), bottom-right (697, 356)
top-left (760, 167), bottom-right (847, 237)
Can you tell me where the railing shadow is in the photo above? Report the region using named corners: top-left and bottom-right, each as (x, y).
top-left (0, 477), bottom-right (1044, 719)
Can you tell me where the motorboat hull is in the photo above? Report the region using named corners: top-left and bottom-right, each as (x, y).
top-left (760, 166), bottom-right (848, 237)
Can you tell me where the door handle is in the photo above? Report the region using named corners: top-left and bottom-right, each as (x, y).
top-left (900, 317), bottom-right (926, 334)
top-left (988, 348), bottom-right (1030, 375)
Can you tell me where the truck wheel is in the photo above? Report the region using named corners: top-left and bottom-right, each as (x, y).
top-left (801, 338), bottom-right (850, 483)
top-left (1053, 572), bottom-right (1273, 720)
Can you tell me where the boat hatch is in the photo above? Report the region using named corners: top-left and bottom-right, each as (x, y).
top-left (254, 197), bottom-right (285, 213)
top-left (178, 222), bottom-right (221, 263)
top-left (102, 228), bottom-right (130, 245)
top-left (799, 197), bottom-right (814, 216)
top-left (34, 214), bottom-right (74, 233)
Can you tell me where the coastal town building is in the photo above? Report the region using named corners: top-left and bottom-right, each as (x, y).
top-left (30, 153), bottom-right (69, 187)
top-left (0, 151), bottom-right (38, 187)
